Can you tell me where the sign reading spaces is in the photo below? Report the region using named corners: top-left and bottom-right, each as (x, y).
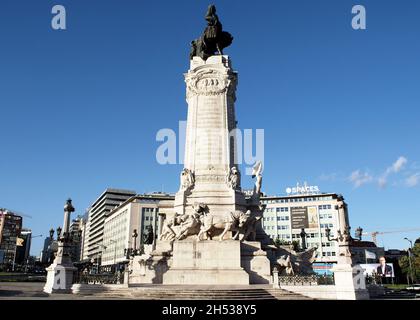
top-left (291, 207), bottom-right (308, 229)
top-left (286, 182), bottom-right (320, 195)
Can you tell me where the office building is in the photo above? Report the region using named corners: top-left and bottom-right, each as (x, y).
top-left (69, 215), bottom-right (86, 262)
top-left (261, 184), bottom-right (349, 264)
top-left (0, 209), bottom-right (23, 268)
top-left (40, 235), bottom-right (54, 264)
top-left (15, 228), bottom-right (32, 266)
top-left (101, 193), bottom-right (174, 269)
top-left (350, 240), bottom-right (384, 264)
top-left (83, 188), bottom-right (136, 263)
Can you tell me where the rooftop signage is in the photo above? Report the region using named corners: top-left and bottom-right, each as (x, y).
top-left (286, 182), bottom-right (320, 195)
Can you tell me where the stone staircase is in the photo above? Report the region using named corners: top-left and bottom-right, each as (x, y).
top-left (73, 284), bottom-right (311, 300)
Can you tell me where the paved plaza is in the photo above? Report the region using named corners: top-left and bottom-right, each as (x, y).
top-left (0, 282), bottom-right (111, 300)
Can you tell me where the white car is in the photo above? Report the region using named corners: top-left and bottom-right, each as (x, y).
top-left (406, 284), bottom-right (420, 291)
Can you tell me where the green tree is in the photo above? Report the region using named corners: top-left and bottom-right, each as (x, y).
top-left (273, 236), bottom-right (291, 247)
top-left (398, 239), bottom-right (420, 283)
top-left (291, 240), bottom-right (300, 252)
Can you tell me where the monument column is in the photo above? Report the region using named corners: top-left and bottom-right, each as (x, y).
top-left (44, 199), bottom-right (78, 294)
top-left (174, 55), bottom-right (246, 219)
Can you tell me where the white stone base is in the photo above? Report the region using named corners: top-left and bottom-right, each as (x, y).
top-left (163, 269), bottom-right (249, 285)
top-left (163, 240), bottom-right (249, 285)
top-left (241, 241), bottom-right (272, 284)
top-left (43, 264), bottom-right (77, 294)
top-left (331, 264), bottom-right (370, 300)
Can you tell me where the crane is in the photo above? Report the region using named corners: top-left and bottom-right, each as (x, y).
top-left (361, 228), bottom-right (420, 245)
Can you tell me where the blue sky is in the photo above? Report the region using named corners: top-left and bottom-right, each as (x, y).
top-left (0, 0), bottom-right (419, 255)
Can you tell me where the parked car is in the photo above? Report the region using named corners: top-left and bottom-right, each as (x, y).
top-left (406, 284), bottom-right (420, 291)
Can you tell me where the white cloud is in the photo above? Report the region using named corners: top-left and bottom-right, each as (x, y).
top-left (378, 156), bottom-right (408, 188)
top-left (405, 173), bottom-right (420, 187)
top-left (390, 156), bottom-right (407, 173)
top-left (349, 170), bottom-right (373, 188)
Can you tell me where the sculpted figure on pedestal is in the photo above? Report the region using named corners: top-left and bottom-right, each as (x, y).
top-left (180, 168), bottom-right (195, 191)
top-left (226, 167), bottom-right (240, 190)
top-left (159, 217), bottom-right (177, 241)
top-left (240, 214), bottom-right (262, 241)
top-left (197, 209), bottom-right (259, 242)
top-left (275, 247), bottom-right (318, 276)
top-left (252, 161), bottom-right (263, 196)
top-left (175, 204), bottom-right (205, 240)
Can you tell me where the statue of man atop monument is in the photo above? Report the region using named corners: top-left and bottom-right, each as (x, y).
top-left (190, 4), bottom-right (234, 60)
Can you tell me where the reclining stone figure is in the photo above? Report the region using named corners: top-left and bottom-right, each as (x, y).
top-left (275, 247), bottom-right (318, 275)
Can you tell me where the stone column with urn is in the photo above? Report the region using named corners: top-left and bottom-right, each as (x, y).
top-left (43, 199), bottom-right (78, 294)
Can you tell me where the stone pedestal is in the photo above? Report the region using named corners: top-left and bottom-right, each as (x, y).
top-left (44, 264), bottom-right (77, 293)
top-left (332, 264), bottom-right (369, 300)
top-left (240, 241), bottom-right (271, 284)
top-left (163, 240), bottom-right (249, 285)
top-left (129, 241), bottom-right (172, 285)
top-left (43, 242), bottom-right (77, 294)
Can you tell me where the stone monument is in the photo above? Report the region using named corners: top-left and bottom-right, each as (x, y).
top-left (329, 197), bottom-right (369, 300)
top-left (130, 5), bottom-right (271, 285)
top-left (44, 199), bottom-right (78, 293)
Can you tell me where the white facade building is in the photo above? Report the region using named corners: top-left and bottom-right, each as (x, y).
top-left (83, 189), bottom-right (136, 262)
top-left (101, 193), bottom-right (174, 267)
top-left (261, 189), bottom-right (350, 264)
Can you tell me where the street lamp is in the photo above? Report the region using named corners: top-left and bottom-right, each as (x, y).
top-left (404, 237), bottom-right (414, 284)
top-left (132, 229), bottom-right (138, 255)
top-left (325, 226), bottom-right (351, 243)
top-left (56, 226), bottom-right (62, 239)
